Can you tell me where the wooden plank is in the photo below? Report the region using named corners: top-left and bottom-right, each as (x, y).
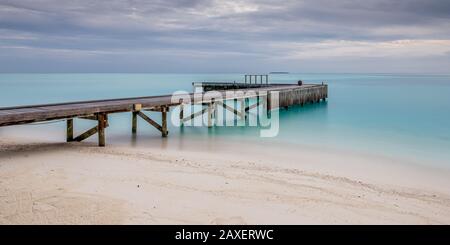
top-left (146, 107), bottom-right (163, 112)
top-left (79, 114), bottom-right (98, 120)
top-left (74, 126), bottom-right (98, 142)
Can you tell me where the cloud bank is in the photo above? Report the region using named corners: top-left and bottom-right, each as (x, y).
top-left (0, 0), bottom-right (449, 73)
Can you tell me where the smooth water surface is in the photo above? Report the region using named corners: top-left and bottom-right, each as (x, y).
top-left (1, 73), bottom-right (449, 167)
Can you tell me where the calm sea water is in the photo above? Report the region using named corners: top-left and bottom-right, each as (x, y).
top-left (1, 73), bottom-right (450, 167)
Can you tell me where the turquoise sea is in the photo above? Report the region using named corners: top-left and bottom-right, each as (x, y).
top-left (1, 73), bottom-right (450, 168)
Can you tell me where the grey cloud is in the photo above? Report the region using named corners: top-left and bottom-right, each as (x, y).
top-left (0, 0), bottom-right (449, 72)
top-left (2, 1), bottom-right (450, 39)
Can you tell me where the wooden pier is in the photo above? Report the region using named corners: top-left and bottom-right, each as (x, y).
top-left (0, 82), bottom-right (327, 147)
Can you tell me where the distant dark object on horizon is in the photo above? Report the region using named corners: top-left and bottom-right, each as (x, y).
top-left (298, 80), bottom-right (303, 86)
top-left (269, 72), bottom-right (289, 74)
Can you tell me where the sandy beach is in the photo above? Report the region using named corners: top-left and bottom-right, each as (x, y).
top-left (2, 0), bottom-right (450, 237)
top-left (1, 135), bottom-right (450, 225)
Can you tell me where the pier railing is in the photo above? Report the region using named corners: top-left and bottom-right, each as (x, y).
top-left (244, 74), bottom-right (269, 84)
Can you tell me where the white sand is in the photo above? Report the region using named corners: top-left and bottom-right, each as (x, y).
top-left (1, 136), bottom-right (450, 224)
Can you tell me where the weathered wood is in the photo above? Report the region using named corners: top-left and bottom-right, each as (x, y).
top-left (98, 113), bottom-right (106, 147)
top-left (136, 109), bottom-right (168, 137)
top-left (269, 84), bottom-right (328, 109)
top-left (66, 119), bottom-right (73, 142)
top-left (162, 107), bottom-right (168, 137)
top-left (244, 98), bottom-right (249, 119)
top-left (182, 107), bottom-right (207, 123)
top-left (179, 102), bottom-right (184, 120)
top-left (132, 103), bottom-right (141, 134)
top-left (146, 107), bottom-right (163, 112)
top-left (78, 115), bottom-right (98, 120)
top-left (73, 126), bottom-right (98, 142)
top-left (207, 102), bottom-right (213, 128)
top-left (215, 101), bottom-right (243, 118)
top-left (137, 111), bottom-right (163, 132)
top-left (195, 82), bottom-right (271, 92)
top-left (67, 113), bottom-right (108, 144)
top-left (132, 112), bottom-right (137, 133)
top-left (133, 103), bottom-right (142, 111)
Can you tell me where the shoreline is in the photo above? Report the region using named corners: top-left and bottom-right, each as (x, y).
top-left (1, 136), bottom-right (450, 224)
top-left (2, 117), bottom-right (450, 171)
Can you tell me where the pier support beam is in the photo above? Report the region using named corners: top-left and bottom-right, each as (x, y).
top-left (207, 101), bottom-right (214, 128)
top-left (215, 101), bottom-right (243, 120)
top-left (73, 126), bottom-right (98, 143)
top-left (132, 103), bottom-right (141, 134)
top-left (182, 107), bottom-right (207, 124)
top-left (132, 112), bottom-right (137, 133)
top-left (233, 99), bottom-right (238, 125)
top-left (240, 99), bottom-right (245, 120)
top-left (245, 98), bottom-right (261, 112)
top-left (162, 106), bottom-right (168, 137)
top-left (97, 113), bottom-right (106, 147)
top-left (69, 113), bottom-right (108, 147)
top-left (136, 106), bottom-right (169, 137)
top-left (179, 99), bottom-right (184, 126)
top-left (66, 119), bottom-right (73, 142)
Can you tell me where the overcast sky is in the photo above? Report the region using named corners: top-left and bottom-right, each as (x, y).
top-left (1, 0), bottom-right (450, 73)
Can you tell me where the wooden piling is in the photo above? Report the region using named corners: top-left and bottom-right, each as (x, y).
top-left (179, 99), bottom-right (184, 124)
top-left (66, 119), bottom-right (73, 142)
top-left (98, 113), bottom-right (106, 147)
top-left (244, 98), bottom-right (249, 120)
top-left (256, 96), bottom-right (260, 110)
top-left (234, 99), bottom-right (238, 125)
top-left (132, 103), bottom-right (141, 134)
top-left (132, 112), bottom-right (137, 133)
top-left (162, 107), bottom-right (168, 137)
top-left (207, 102), bottom-right (213, 128)
top-left (240, 98), bottom-right (245, 120)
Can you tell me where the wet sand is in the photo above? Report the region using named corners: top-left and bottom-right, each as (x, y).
top-left (1, 136), bottom-right (450, 224)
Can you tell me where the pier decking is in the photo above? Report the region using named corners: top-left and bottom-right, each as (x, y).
top-left (0, 82), bottom-right (327, 147)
